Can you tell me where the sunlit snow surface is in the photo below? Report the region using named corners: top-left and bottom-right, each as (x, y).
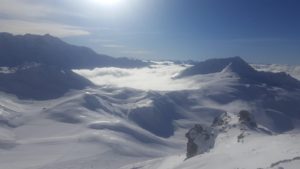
top-left (1, 61), bottom-right (300, 169)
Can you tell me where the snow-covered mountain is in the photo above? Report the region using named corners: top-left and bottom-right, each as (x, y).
top-left (0, 33), bottom-right (148, 69)
top-left (0, 35), bottom-right (299, 169)
top-left (0, 64), bottom-right (93, 100)
top-left (179, 56), bottom-right (300, 89)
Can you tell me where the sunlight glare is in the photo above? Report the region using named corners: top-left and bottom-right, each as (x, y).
top-left (92, 0), bottom-right (123, 7)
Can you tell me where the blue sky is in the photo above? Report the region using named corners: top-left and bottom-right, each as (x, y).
top-left (1, 0), bottom-right (300, 64)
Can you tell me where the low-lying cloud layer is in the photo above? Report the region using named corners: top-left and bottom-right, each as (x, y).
top-left (252, 64), bottom-right (300, 80)
top-left (75, 62), bottom-right (300, 92)
top-left (74, 62), bottom-right (198, 91)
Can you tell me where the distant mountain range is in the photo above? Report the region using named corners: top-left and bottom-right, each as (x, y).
top-left (0, 32), bottom-right (148, 69)
top-left (0, 33), bottom-right (149, 99)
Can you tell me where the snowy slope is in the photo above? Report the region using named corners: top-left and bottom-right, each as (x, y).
top-left (0, 57), bottom-right (300, 169)
top-left (122, 131), bottom-right (300, 169)
top-left (0, 89), bottom-right (182, 169)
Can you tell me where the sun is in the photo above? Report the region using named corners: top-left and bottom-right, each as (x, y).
top-left (92, 0), bottom-right (122, 7)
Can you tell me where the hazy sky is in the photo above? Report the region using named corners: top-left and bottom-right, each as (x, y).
top-left (1, 0), bottom-right (300, 64)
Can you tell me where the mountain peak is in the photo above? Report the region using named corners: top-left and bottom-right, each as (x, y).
top-left (0, 32), bottom-right (59, 41)
top-left (22, 33), bottom-right (64, 44)
top-left (179, 56), bottom-right (300, 89)
top-left (178, 56), bottom-right (256, 77)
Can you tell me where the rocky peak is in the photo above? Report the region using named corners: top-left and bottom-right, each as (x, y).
top-left (185, 124), bottom-right (217, 159)
top-left (238, 110), bottom-right (258, 129)
top-left (185, 110), bottom-right (261, 159)
top-left (212, 112), bottom-right (231, 127)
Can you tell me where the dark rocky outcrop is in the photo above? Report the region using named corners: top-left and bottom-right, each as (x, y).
top-left (185, 124), bottom-right (217, 159)
top-left (212, 112), bottom-right (231, 127)
top-left (185, 110), bottom-right (262, 159)
top-left (238, 110), bottom-right (257, 129)
top-left (211, 112), bottom-right (234, 133)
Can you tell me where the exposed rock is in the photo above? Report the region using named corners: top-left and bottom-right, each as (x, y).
top-left (185, 111), bottom-right (262, 159)
top-left (211, 112), bottom-right (231, 127)
top-left (239, 110), bottom-right (257, 129)
top-left (237, 132), bottom-right (245, 143)
top-left (185, 124), bottom-right (217, 159)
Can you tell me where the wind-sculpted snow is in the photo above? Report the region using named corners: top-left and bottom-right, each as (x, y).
top-left (87, 120), bottom-right (168, 145)
top-left (0, 127), bottom-right (17, 149)
top-left (128, 93), bottom-right (181, 138)
top-left (0, 57), bottom-right (300, 169)
top-left (123, 132), bottom-right (300, 169)
top-left (0, 90), bottom-right (179, 169)
top-left (0, 105), bottom-right (24, 127)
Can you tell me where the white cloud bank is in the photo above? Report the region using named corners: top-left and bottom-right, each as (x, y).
top-left (74, 62), bottom-right (196, 91)
top-left (74, 62), bottom-right (236, 91)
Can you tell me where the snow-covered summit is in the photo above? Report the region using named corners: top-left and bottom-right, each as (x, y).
top-left (178, 56), bottom-right (300, 89)
top-left (178, 56), bottom-right (256, 77)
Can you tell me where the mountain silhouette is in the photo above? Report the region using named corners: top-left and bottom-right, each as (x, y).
top-left (0, 33), bottom-right (148, 69)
